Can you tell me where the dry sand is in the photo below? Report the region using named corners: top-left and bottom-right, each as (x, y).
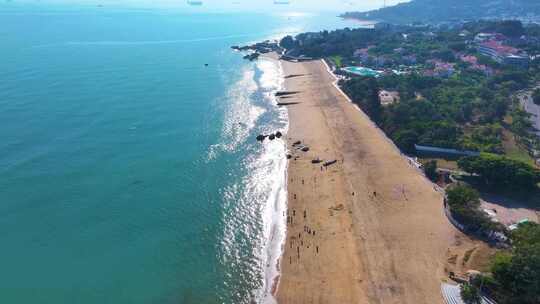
top-left (275, 59), bottom-right (460, 304)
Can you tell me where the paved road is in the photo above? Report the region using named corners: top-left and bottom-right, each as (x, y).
top-left (519, 91), bottom-right (540, 137)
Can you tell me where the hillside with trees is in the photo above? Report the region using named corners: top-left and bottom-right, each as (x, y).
top-left (341, 0), bottom-right (540, 25)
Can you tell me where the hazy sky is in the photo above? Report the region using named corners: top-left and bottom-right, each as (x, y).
top-left (7, 0), bottom-right (408, 12)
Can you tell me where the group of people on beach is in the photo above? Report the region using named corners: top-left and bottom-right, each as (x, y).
top-left (288, 207), bottom-right (319, 265)
top-left (286, 138), bottom-right (328, 265)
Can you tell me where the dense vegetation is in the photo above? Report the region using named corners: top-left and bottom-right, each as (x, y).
top-left (338, 66), bottom-right (537, 154)
top-left (281, 28), bottom-right (381, 59)
top-left (423, 160), bottom-right (438, 181)
top-left (280, 21), bottom-right (540, 157)
top-left (533, 88), bottom-right (540, 105)
top-left (341, 70), bottom-right (523, 154)
top-left (462, 20), bottom-right (526, 38)
top-left (445, 184), bottom-right (540, 304)
top-left (341, 0), bottom-right (540, 25)
top-left (460, 283), bottom-right (481, 304)
top-left (445, 184), bottom-right (503, 232)
top-left (458, 154), bottom-right (540, 189)
top-left (485, 222), bottom-right (540, 304)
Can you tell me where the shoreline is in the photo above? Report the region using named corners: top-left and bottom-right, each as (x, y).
top-left (273, 56), bottom-right (458, 303)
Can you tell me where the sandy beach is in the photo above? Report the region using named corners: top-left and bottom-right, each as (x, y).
top-left (275, 58), bottom-right (460, 304)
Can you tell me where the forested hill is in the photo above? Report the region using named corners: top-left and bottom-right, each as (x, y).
top-left (342, 0), bottom-right (540, 24)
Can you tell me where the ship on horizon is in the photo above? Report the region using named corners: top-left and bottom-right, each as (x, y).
top-left (274, 0), bottom-right (291, 4)
top-left (187, 0), bottom-right (203, 6)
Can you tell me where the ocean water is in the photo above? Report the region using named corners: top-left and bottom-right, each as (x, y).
top-left (0, 6), bottom-right (359, 304)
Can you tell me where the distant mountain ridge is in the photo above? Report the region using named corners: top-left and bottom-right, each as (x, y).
top-left (342, 0), bottom-right (540, 24)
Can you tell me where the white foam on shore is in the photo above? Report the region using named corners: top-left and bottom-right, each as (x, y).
top-left (216, 57), bottom-right (288, 304)
top-left (255, 58), bottom-right (288, 304)
top-left (207, 66), bottom-right (264, 160)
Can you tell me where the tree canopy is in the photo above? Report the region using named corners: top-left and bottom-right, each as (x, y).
top-left (491, 222), bottom-right (540, 304)
top-left (533, 89), bottom-right (540, 106)
top-left (461, 283), bottom-right (481, 304)
top-left (445, 184), bottom-right (501, 232)
top-left (458, 154), bottom-right (540, 189)
top-left (424, 160), bottom-right (438, 181)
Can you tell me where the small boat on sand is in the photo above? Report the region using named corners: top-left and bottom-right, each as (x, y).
top-left (323, 160), bottom-right (337, 167)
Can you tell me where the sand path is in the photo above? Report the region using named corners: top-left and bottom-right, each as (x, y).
top-left (275, 59), bottom-right (457, 304)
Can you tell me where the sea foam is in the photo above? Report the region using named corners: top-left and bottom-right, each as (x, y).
top-left (216, 57), bottom-right (288, 303)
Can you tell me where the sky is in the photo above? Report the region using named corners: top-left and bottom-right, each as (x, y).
top-left (3, 0), bottom-right (409, 12)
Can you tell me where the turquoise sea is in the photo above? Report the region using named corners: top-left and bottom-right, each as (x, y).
top-left (0, 5), bottom-right (358, 303)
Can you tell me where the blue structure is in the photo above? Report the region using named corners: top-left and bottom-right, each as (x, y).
top-left (415, 144), bottom-right (480, 157)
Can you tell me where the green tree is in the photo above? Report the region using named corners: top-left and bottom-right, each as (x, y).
top-left (434, 48), bottom-right (456, 62)
top-left (491, 222), bottom-right (540, 304)
top-left (279, 35), bottom-right (295, 50)
top-left (446, 184), bottom-right (480, 209)
top-left (461, 283), bottom-right (481, 304)
top-left (449, 42), bottom-right (467, 52)
top-left (445, 185), bottom-right (500, 232)
top-left (533, 89), bottom-right (540, 105)
top-left (510, 108), bottom-right (533, 138)
top-left (367, 78), bottom-right (382, 123)
top-left (495, 20), bottom-right (525, 38)
top-left (393, 129), bottom-right (419, 154)
top-left (458, 154), bottom-right (540, 189)
top-left (424, 160), bottom-right (438, 182)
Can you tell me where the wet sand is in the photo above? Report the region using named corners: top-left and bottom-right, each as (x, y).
top-left (275, 59), bottom-right (458, 304)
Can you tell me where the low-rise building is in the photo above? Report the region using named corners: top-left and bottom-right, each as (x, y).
top-left (424, 60), bottom-right (455, 78)
top-left (477, 40), bottom-right (529, 68)
top-left (353, 48), bottom-right (370, 63)
top-left (474, 32), bottom-right (506, 43)
top-left (460, 55), bottom-right (495, 76)
top-left (503, 54), bottom-right (530, 68)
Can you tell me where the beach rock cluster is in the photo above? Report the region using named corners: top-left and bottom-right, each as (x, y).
top-left (232, 40), bottom-right (283, 62)
top-left (243, 53), bottom-right (260, 61)
top-left (256, 131), bottom-right (283, 142)
top-left (231, 40), bottom-right (282, 54)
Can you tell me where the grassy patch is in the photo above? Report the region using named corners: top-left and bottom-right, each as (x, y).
top-left (501, 129), bottom-right (535, 165)
top-left (419, 158), bottom-right (459, 170)
top-left (330, 55), bottom-right (343, 68)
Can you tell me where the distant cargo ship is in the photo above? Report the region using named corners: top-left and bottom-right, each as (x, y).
top-left (274, 0), bottom-right (290, 4)
top-left (187, 0), bottom-right (203, 6)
